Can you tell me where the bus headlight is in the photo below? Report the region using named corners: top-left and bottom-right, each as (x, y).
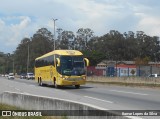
top-left (60, 75), bottom-right (66, 80)
top-left (82, 76), bottom-right (86, 80)
top-left (63, 77), bottom-right (66, 80)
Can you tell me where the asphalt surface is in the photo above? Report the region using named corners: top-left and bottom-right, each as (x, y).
top-left (0, 76), bottom-right (160, 118)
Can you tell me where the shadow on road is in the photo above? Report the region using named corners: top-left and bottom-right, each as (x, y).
top-left (43, 85), bottom-right (93, 90)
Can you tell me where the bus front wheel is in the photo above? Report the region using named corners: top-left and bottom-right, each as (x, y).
top-left (75, 85), bottom-right (80, 89)
top-left (54, 79), bottom-right (59, 88)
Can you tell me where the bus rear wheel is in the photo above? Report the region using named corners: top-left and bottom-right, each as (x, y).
top-left (39, 79), bottom-right (43, 86)
top-left (75, 85), bottom-right (80, 89)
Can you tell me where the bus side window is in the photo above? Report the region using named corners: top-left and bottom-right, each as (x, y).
top-left (47, 55), bottom-right (54, 66)
top-left (41, 58), bottom-right (45, 67)
top-left (35, 60), bottom-right (38, 67)
top-left (35, 60), bottom-right (43, 67)
top-left (44, 58), bottom-right (48, 66)
top-left (51, 55), bottom-right (55, 66)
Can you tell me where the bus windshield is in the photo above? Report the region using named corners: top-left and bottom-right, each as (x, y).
top-left (57, 56), bottom-right (85, 76)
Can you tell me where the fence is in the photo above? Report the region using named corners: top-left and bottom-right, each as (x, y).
top-left (87, 66), bottom-right (160, 77)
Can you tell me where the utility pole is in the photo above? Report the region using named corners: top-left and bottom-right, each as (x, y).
top-left (13, 56), bottom-right (14, 74)
top-left (53, 18), bottom-right (58, 50)
top-left (27, 41), bottom-right (30, 74)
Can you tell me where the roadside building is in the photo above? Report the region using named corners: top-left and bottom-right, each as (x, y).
top-left (116, 61), bottom-right (136, 77)
top-left (87, 60), bottom-right (160, 77)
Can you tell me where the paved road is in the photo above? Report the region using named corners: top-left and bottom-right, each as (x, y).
top-left (0, 76), bottom-right (160, 117)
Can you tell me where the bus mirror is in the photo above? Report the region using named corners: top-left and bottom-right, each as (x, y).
top-left (56, 58), bottom-right (60, 67)
top-left (84, 58), bottom-right (89, 67)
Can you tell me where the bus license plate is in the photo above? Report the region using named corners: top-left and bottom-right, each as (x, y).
top-left (72, 82), bottom-right (77, 85)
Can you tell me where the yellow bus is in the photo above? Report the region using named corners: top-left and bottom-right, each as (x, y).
top-left (35, 50), bottom-right (89, 89)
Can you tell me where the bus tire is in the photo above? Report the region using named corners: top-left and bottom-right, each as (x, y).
top-left (38, 78), bottom-right (40, 85)
top-left (54, 79), bottom-right (59, 88)
top-left (75, 85), bottom-right (80, 89)
top-left (55, 84), bottom-right (59, 88)
top-left (39, 79), bottom-right (43, 86)
top-left (55, 82), bottom-right (59, 88)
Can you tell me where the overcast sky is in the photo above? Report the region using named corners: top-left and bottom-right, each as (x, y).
top-left (0, 0), bottom-right (160, 53)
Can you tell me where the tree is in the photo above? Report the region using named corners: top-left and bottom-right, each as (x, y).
top-left (76, 28), bottom-right (94, 50)
top-left (135, 31), bottom-right (160, 61)
top-left (56, 28), bottom-right (63, 49)
top-left (0, 52), bottom-right (5, 72)
top-left (13, 27), bottom-right (160, 70)
top-left (59, 31), bottom-right (75, 49)
top-left (82, 50), bottom-right (105, 66)
top-left (135, 56), bottom-right (150, 66)
top-left (14, 28), bottom-right (54, 73)
top-left (14, 38), bottom-right (30, 73)
top-left (29, 28), bottom-right (54, 70)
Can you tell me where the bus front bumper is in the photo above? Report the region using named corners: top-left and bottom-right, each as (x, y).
top-left (59, 76), bottom-right (86, 86)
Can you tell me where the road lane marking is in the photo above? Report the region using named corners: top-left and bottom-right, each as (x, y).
top-left (109, 90), bottom-right (148, 96)
top-left (84, 96), bottom-right (113, 103)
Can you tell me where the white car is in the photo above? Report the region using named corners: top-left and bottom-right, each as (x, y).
top-left (5, 74), bottom-right (8, 77)
top-left (148, 74), bottom-right (160, 78)
top-left (26, 73), bottom-right (35, 80)
top-left (8, 73), bottom-right (14, 79)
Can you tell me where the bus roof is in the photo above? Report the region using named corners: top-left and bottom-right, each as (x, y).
top-left (35, 50), bottom-right (83, 60)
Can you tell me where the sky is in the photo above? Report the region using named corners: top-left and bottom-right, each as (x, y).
top-left (0, 0), bottom-right (160, 53)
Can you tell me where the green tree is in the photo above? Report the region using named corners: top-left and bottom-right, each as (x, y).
top-left (56, 28), bottom-right (63, 49)
top-left (82, 50), bottom-right (105, 66)
top-left (0, 52), bottom-right (7, 73)
top-left (14, 28), bottom-right (54, 73)
top-left (13, 27), bottom-right (160, 70)
top-left (14, 38), bottom-right (30, 73)
top-left (59, 31), bottom-right (75, 49)
top-left (135, 56), bottom-right (150, 66)
top-left (76, 28), bottom-right (94, 50)
top-left (29, 28), bottom-right (54, 70)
